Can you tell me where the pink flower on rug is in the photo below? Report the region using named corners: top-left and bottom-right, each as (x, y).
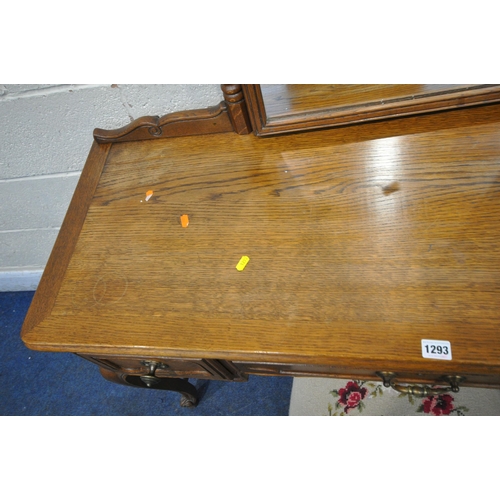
top-left (338, 381), bottom-right (368, 413)
top-left (422, 394), bottom-right (455, 416)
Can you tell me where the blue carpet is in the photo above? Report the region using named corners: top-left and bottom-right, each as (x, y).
top-left (0, 291), bottom-right (293, 415)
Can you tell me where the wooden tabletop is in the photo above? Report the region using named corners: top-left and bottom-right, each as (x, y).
top-left (22, 103), bottom-right (500, 380)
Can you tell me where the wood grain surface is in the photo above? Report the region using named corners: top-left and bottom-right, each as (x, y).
top-left (22, 103), bottom-right (500, 383)
top-left (21, 141), bottom-right (111, 334)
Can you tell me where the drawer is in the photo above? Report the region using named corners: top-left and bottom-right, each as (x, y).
top-left (81, 355), bottom-right (245, 381)
top-left (233, 361), bottom-right (377, 379)
top-left (233, 362), bottom-right (500, 389)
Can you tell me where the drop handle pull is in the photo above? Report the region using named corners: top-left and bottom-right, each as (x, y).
top-left (376, 371), bottom-right (464, 397)
top-left (140, 361), bottom-right (169, 388)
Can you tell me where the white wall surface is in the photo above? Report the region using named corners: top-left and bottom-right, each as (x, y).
top-left (0, 84), bottom-right (223, 290)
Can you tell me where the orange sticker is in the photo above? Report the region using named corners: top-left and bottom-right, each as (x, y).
top-left (180, 214), bottom-right (189, 228)
top-left (145, 190), bottom-right (153, 201)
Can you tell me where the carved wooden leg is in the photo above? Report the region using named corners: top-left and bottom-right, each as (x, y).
top-left (99, 367), bottom-right (198, 407)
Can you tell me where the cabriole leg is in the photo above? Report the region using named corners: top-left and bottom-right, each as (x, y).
top-left (99, 367), bottom-right (198, 407)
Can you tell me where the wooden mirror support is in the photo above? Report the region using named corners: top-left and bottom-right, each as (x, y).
top-left (93, 84), bottom-right (252, 144)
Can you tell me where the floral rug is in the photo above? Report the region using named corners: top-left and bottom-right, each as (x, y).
top-left (288, 377), bottom-right (500, 416)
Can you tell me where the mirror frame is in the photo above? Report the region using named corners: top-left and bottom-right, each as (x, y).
top-left (241, 84), bottom-right (500, 136)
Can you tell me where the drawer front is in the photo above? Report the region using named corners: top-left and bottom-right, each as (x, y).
top-left (234, 361), bottom-right (377, 379)
top-left (82, 355), bottom-right (245, 381)
top-left (233, 362), bottom-right (500, 389)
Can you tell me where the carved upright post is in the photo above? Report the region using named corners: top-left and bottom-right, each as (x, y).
top-left (221, 84), bottom-right (253, 135)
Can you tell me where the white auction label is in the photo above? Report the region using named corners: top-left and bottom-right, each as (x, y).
top-left (421, 339), bottom-right (452, 360)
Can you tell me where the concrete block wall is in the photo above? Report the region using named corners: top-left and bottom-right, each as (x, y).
top-left (0, 84), bottom-right (223, 291)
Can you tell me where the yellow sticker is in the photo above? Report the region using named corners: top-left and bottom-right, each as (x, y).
top-left (236, 256), bottom-right (250, 271)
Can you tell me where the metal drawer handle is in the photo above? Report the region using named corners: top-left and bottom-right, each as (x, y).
top-left (376, 371), bottom-right (464, 397)
top-left (140, 361), bottom-right (169, 387)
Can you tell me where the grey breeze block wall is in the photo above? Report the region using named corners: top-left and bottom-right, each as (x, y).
top-left (0, 84), bottom-right (223, 291)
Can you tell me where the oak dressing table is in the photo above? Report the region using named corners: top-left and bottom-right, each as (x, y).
top-left (21, 84), bottom-right (500, 406)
